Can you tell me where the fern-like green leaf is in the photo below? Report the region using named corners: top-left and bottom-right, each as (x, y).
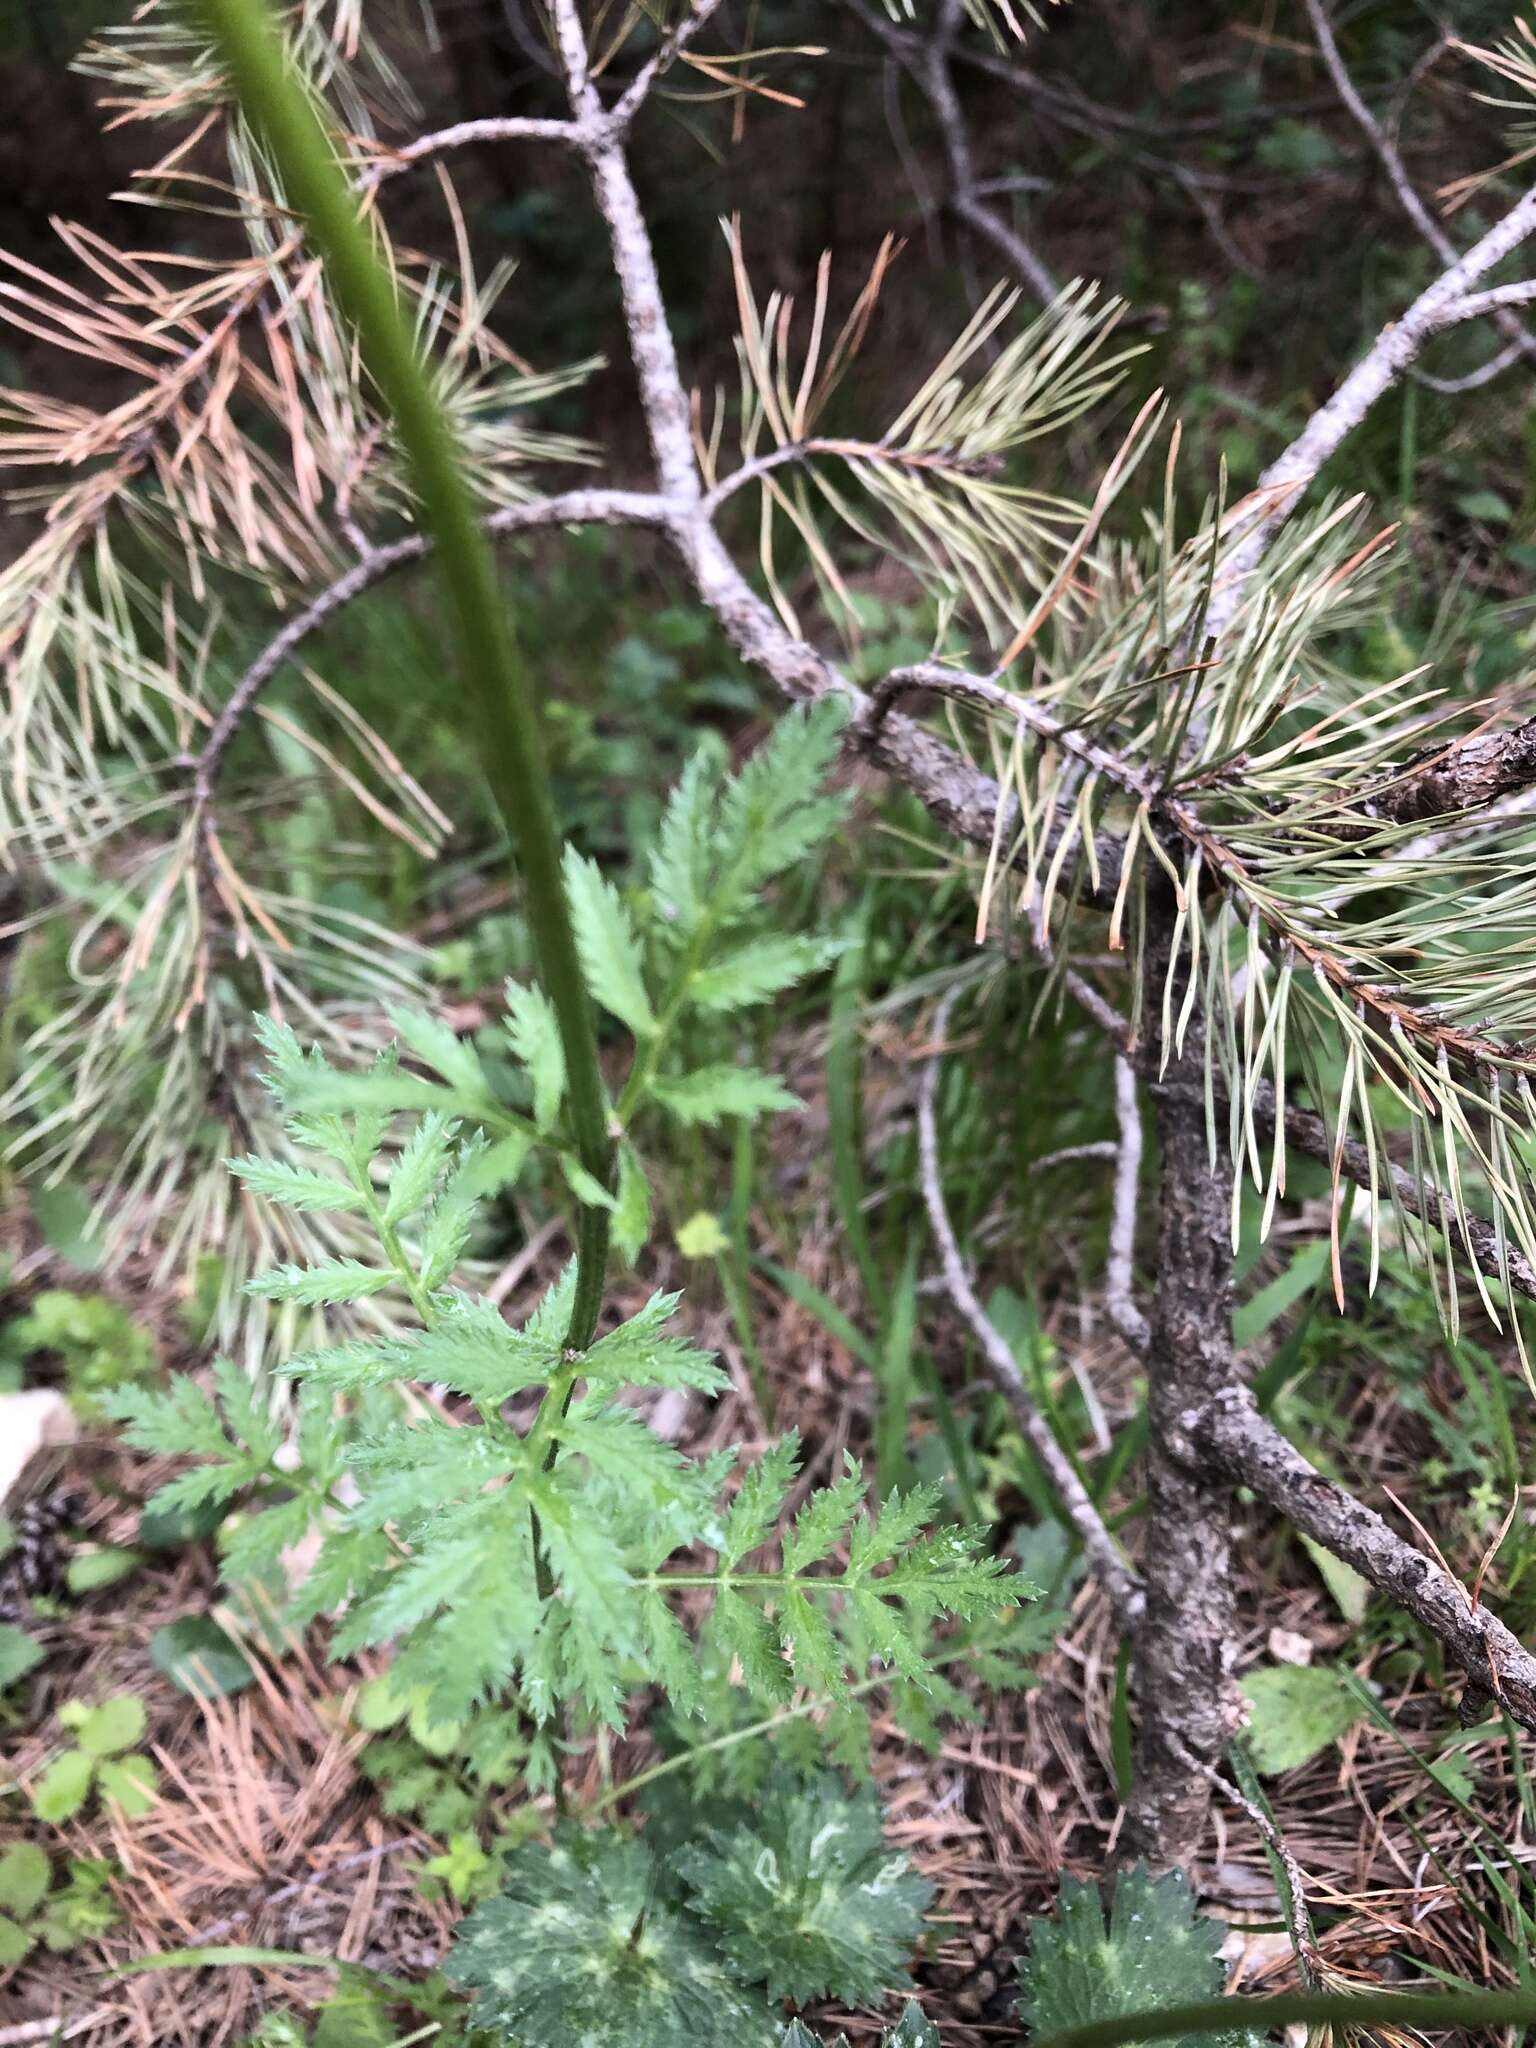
top-left (504, 980), bottom-right (566, 1133)
top-left (649, 1066), bottom-right (799, 1125)
top-left (563, 847), bottom-right (656, 1039)
top-left (688, 934), bottom-right (844, 1013)
top-left (225, 1156), bottom-right (365, 1212)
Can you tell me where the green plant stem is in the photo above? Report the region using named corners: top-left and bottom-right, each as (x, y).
top-left (589, 1647), bottom-right (970, 1813)
top-left (195, 0), bottom-right (613, 1355)
top-left (1030, 1989), bottom-right (1536, 2048)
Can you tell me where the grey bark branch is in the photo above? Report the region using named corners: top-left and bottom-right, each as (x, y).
top-left (1206, 179), bottom-right (1536, 639)
top-left (919, 990), bottom-right (1144, 1624)
top-left (1196, 1388), bottom-right (1536, 1734)
top-left (1303, 0), bottom-right (1536, 371)
top-left (1372, 716), bottom-right (1536, 824)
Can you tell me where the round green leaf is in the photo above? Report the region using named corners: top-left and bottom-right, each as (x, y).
top-left (676, 1211), bottom-right (729, 1260)
top-left (97, 1755), bottom-right (158, 1819)
top-left (139, 1497), bottom-right (229, 1553)
top-left (0, 1841), bottom-right (50, 1918)
top-left (0, 1912), bottom-right (35, 1967)
top-left (76, 1695), bottom-right (145, 1759)
top-left (32, 1750), bottom-right (94, 1825)
top-left (353, 1671), bottom-right (412, 1733)
top-left (1240, 1663), bottom-right (1362, 1776)
top-left (150, 1617), bottom-right (255, 1699)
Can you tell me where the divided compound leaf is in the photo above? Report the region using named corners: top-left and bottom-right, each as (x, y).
top-left (444, 1826), bottom-right (780, 2048)
top-left (1016, 1866), bottom-right (1260, 2048)
top-left (677, 1774), bottom-right (932, 2005)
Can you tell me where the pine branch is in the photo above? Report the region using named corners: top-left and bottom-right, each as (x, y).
top-left (1194, 1386), bottom-right (1536, 1734)
top-left (1303, 0), bottom-right (1536, 377)
top-left (1206, 180), bottom-right (1536, 635)
top-left (1370, 715), bottom-right (1536, 824)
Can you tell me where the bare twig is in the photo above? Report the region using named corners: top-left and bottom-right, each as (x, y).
top-left (1207, 179), bottom-right (1536, 637)
top-left (608, 0), bottom-right (728, 133)
top-left (192, 488), bottom-right (672, 806)
top-left (1195, 1387), bottom-right (1536, 1734)
top-left (918, 989), bottom-right (1144, 1624)
top-left (1416, 340), bottom-right (1525, 393)
top-left (1106, 1056), bottom-right (1150, 1351)
top-left (1166, 1727), bottom-right (1323, 1976)
top-left (359, 115), bottom-right (580, 187)
top-left (1303, 0), bottom-right (1536, 374)
top-left (847, 0), bottom-right (1057, 302)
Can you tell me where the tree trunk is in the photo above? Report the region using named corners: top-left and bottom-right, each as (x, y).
top-left (1124, 944), bottom-right (1242, 1870)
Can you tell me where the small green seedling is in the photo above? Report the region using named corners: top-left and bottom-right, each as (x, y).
top-left (0, 1623), bottom-right (42, 1694)
top-left (0, 1845), bottom-right (119, 1963)
top-left (31, 1695), bottom-right (157, 1823)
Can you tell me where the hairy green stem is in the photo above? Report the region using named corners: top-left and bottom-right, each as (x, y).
top-left (1030, 1988), bottom-right (1536, 2048)
top-left (195, 0), bottom-right (613, 1353)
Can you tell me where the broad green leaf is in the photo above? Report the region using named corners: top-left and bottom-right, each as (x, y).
top-left (66, 1546), bottom-right (143, 1595)
top-left (0, 1624), bottom-right (42, 1690)
top-left (32, 1750), bottom-right (94, 1824)
top-left (445, 1826), bottom-right (780, 2048)
top-left (0, 1842), bottom-right (49, 1919)
top-left (74, 1694), bottom-right (144, 1758)
top-left (1016, 1866), bottom-right (1258, 2048)
top-left (97, 1755), bottom-right (158, 1817)
top-left (781, 2012), bottom-right (937, 2048)
top-left (679, 1774), bottom-right (931, 2006)
top-left (1240, 1663), bottom-right (1362, 1775)
top-left (151, 1617), bottom-right (257, 1699)
top-left (1300, 1537), bottom-right (1370, 1624)
top-left (0, 1914), bottom-right (33, 1966)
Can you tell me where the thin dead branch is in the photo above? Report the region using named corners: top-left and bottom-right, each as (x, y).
top-left (918, 989), bottom-right (1144, 1625)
